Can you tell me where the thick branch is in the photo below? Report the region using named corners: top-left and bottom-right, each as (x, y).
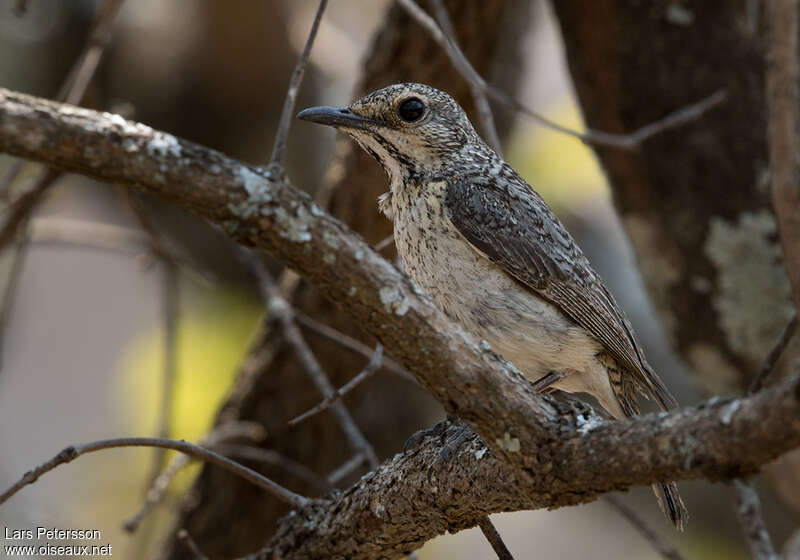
top-left (257, 375), bottom-right (800, 559)
top-left (2, 90), bottom-right (800, 558)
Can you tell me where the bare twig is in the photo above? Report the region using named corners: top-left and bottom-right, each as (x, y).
top-left (269, 0), bottom-right (328, 170)
top-left (749, 315), bottom-right (797, 394)
top-left (57, 0), bottom-right (125, 106)
top-left (428, 0), bottom-right (503, 155)
top-left (124, 452), bottom-right (192, 533)
top-left (215, 444), bottom-right (331, 495)
top-left (289, 344), bottom-right (383, 425)
top-left (244, 253), bottom-right (379, 469)
top-left (603, 495), bottom-right (686, 560)
top-left (326, 452), bottom-right (366, 486)
top-left (398, 0), bottom-right (725, 151)
top-left (0, 160), bottom-right (25, 200)
top-left (0, 0), bottom-right (124, 250)
top-left (177, 529), bottom-right (209, 560)
top-left (295, 311), bottom-right (414, 382)
top-left (124, 422), bottom-right (268, 532)
top-left (0, 437), bottom-right (309, 509)
top-left (477, 516), bottom-right (515, 560)
top-left (124, 194), bottom-right (184, 507)
top-left (731, 478), bottom-right (779, 560)
top-left (0, 168), bottom-right (60, 249)
top-left (766, 0), bottom-right (800, 318)
top-left (486, 85), bottom-right (727, 149)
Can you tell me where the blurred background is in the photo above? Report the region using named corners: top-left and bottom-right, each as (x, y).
top-left (0, 0), bottom-right (795, 559)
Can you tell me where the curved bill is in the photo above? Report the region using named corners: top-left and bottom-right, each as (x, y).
top-left (297, 106), bottom-right (375, 131)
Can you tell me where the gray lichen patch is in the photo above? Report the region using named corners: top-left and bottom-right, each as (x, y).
top-left (379, 286), bottom-right (410, 316)
top-left (238, 166), bottom-right (273, 204)
top-left (705, 210), bottom-right (793, 364)
top-left (146, 131), bottom-right (182, 159)
top-left (274, 205), bottom-right (312, 243)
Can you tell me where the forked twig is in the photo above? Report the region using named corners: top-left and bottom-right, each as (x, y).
top-left (0, 437), bottom-right (309, 509)
top-left (269, 0), bottom-right (328, 170)
top-left (295, 311), bottom-right (414, 382)
top-left (398, 0), bottom-right (726, 151)
top-left (243, 252), bottom-right (379, 469)
top-left (289, 344), bottom-right (383, 425)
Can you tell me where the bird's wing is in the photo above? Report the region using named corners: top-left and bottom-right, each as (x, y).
top-left (445, 169), bottom-right (677, 410)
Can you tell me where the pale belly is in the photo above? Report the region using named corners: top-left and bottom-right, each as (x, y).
top-left (387, 185), bottom-right (625, 418)
top-left (392, 195), bottom-right (604, 385)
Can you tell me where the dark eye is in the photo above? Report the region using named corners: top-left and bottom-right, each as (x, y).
top-left (398, 98), bottom-right (425, 122)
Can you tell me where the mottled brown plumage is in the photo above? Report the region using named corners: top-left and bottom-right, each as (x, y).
top-left (298, 83), bottom-right (687, 529)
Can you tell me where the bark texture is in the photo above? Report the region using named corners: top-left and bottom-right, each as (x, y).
top-left (2, 86), bottom-right (800, 559)
top-left (552, 0), bottom-right (800, 516)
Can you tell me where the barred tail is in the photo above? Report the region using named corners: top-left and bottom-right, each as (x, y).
top-left (599, 352), bottom-right (689, 531)
top-left (652, 481), bottom-right (688, 531)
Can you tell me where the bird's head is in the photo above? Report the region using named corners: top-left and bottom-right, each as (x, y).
top-left (297, 83), bottom-right (482, 181)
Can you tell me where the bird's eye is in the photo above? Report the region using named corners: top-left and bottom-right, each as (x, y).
top-left (397, 98), bottom-right (425, 122)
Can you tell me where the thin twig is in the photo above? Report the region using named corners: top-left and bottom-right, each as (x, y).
top-left (269, 0), bottom-right (328, 170)
top-left (125, 193), bottom-right (184, 506)
top-left (57, 0), bottom-right (125, 106)
top-left (177, 529), bottom-right (209, 560)
top-left (0, 168), bottom-right (60, 250)
top-left (0, 160), bottom-right (25, 200)
top-left (428, 0), bottom-right (503, 155)
top-left (477, 516), bottom-right (515, 560)
top-left (398, 0), bottom-right (726, 151)
top-left (604, 495), bottom-right (686, 560)
top-left (0, 437), bottom-right (309, 509)
top-left (749, 315), bottom-right (797, 394)
top-left (730, 478), bottom-right (779, 560)
top-left (289, 344), bottom-right (383, 425)
top-left (326, 452), bottom-right (366, 486)
top-left (244, 252), bottom-right (379, 469)
top-left (295, 311), bottom-right (414, 382)
top-left (0, 0), bottom-right (126, 361)
top-left (123, 422), bottom-right (268, 532)
top-left (124, 452), bottom-right (192, 533)
top-left (215, 444), bottom-right (332, 494)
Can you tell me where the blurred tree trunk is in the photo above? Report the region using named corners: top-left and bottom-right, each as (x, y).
top-left (158, 1), bottom-right (528, 558)
top-left (552, 0), bottom-right (800, 517)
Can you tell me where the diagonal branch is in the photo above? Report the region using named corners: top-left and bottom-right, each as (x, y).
top-left (2, 89), bottom-right (800, 557)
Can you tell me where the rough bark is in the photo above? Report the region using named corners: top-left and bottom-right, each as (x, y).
top-left (154, 2), bottom-right (522, 557)
top-left (2, 87), bottom-right (800, 558)
top-left (551, 0), bottom-right (800, 515)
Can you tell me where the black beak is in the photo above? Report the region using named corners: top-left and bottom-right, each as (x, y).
top-left (296, 106), bottom-right (374, 131)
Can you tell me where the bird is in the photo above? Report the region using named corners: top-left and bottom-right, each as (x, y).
top-left (297, 82), bottom-right (687, 530)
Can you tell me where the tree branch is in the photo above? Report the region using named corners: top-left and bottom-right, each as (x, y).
top-left (2, 89), bottom-right (800, 558)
